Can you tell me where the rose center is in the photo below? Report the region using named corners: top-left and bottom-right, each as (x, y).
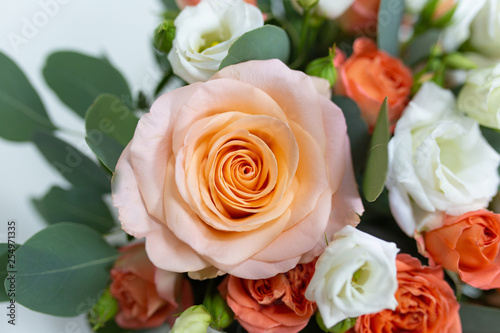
top-left (208, 135), bottom-right (278, 219)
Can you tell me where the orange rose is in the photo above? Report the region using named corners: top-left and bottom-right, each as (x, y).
top-left (335, 38), bottom-right (413, 131)
top-left (424, 210), bottom-right (500, 289)
top-left (175, 0), bottom-right (257, 9)
top-left (110, 243), bottom-right (193, 329)
top-left (220, 261), bottom-right (316, 333)
top-left (338, 0), bottom-right (380, 35)
top-left (354, 254), bottom-right (461, 333)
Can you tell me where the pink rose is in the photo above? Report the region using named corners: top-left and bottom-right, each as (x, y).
top-left (110, 243), bottom-right (193, 329)
top-left (112, 59), bottom-right (363, 279)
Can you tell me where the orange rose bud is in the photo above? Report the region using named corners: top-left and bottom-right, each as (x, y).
top-left (424, 210), bottom-right (500, 289)
top-left (219, 261), bottom-right (316, 333)
top-left (335, 38), bottom-right (413, 131)
top-left (110, 243), bottom-right (193, 329)
top-left (354, 254), bottom-right (461, 333)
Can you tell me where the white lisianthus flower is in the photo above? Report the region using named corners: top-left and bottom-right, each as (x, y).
top-left (386, 82), bottom-right (500, 235)
top-left (457, 64), bottom-right (500, 129)
top-left (305, 226), bottom-right (399, 329)
top-left (440, 0), bottom-right (487, 51)
top-left (168, 0), bottom-right (263, 83)
top-left (292, 0), bottom-right (355, 19)
top-left (470, 0), bottom-right (500, 58)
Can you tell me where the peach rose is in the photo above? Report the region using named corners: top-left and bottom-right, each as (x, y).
top-left (338, 0), bottom-right (380, 35)
top-left (354, 254), bottom-right (461, 333)
top-left (220, 261), bottom-right (316, 333)
top-left (424, 210), bottom-right (500, 289)
top-left (112, 59), bottom-right (363, 279)
top-left (110, 243), bottom-right (193, 329)
top-left (335, 38), bottom-right (413, 130)
top-left (175, 0), bottom-right (257, 9)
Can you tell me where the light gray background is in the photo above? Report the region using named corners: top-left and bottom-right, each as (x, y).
top-left (0, 0), bottom-right (164, 331)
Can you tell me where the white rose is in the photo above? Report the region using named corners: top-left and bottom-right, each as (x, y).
top-left (305, 225), bottom-right (399, 329)
top-left (168, 0), bottom-right (263, 83)
top-left (386, 82), bottom-right (500, 235)
top-left (440, 0), bottom-right (487, 51)
top-left (470, 0), bottom-right (500, 58)
top-left (292, 0), bottom-right (355, 19)
top-left (457, 64), bottom-right (500, 129)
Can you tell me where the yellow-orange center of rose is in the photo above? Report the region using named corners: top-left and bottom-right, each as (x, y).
top-left (207, 131), bottom-right (278, 219)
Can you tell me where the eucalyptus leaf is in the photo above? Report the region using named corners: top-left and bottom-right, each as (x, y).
top-left (32, 186), bottom-right (116, 234)
top-left (332, 96), bottom-right (370, 174)
top-left (33, 131), bottom-right (110, 192)
top-left (6, 223), bottom-right (118, 317)
top-left (43, 51), bottom-right (131, 118)
top-left (460, 303), bottom-right (500, 333)
top-left (0, 52), bottom-right (55, 142)
top-left (219, 25), bottom-right (290, 70)
top-left (363, 98), bottom-right (390, 202)
top-left (0, 242), bottom-right (20, 302)
top-left (377, 0), bottom-right (404, 57)
top-left (85, 94), bottom-right (139, 172)
top-left (403, 29), bottom-right (441, 66)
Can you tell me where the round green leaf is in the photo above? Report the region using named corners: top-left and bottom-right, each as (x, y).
top-left (0, 52), bottom-right (55, 142)
top-left (85, 94), bottom-right (139, 172)
top-left (363, 98), bottom-right (390, 202)
top-left (219, 25), bottom-right (290, 70)
top-left (43, 51), bottom-right (132, 118)
top-left (0, 242), bottom-right (20, 302)
top-left (32, 186), bottom-right (116, 234)
top-left (33, 131), bottom-right (110, 193)
top-left (6, 223), bottom-right (118, 317)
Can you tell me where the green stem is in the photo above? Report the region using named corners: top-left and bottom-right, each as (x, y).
top-left (290, 8), bottom-right (312, 69)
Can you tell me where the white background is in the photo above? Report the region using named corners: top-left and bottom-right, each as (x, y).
top-left (0, 0), bottom-right (164, 331)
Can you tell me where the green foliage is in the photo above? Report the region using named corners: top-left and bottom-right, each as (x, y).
top-left (316, 311), bottom-right (357, 333)
top-left (85, 94), bottom-right (139, 172)
top-left (377, 0), bottom-right (404, 57)
top-left (219, 25), bottom-right (290, 70)
top-left (89, 289), bottom-right (118, 331)
top-left (43, 51), bottom-right (132, 118)
top-left (6, 223), bottom-right (118, 317)
top-left (33, 131), bottom-right (110, 192)
top-left (460, 303), bottom-right (500, 333)
top-left (32, 186), bottom-right (116, 234)
top-left (363, 98), bottom-right (390, 202)
top-left (0, 52), bottom-right (55, 142)
top-left (0, 243), bottom-right (20, 302)
top-left (332, 96), bottom-right (370, 174)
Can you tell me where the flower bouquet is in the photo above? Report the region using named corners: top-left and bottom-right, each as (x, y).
top-left (2, 0), bottom-right (500, 332)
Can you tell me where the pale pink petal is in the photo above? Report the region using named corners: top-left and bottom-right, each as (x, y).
top-left (129, 83), bottom-right (202, 222)
top-left (212, 59), bottom-right (327, 151)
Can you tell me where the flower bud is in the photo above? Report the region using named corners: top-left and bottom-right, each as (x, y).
top-left (296, 0), bottom-right (320, 10)
top-left (316, 311), bottom-right (357, 333)
top-left (171, 305), bottom-right (212, 333)
top-left (154, 20), bottom-right (176, 54)
top-left (88, 289), bottom-right (118, 331)
top-left (457, 64), bottom-right (500, 129)
top-left (203, 293), bottom-right (233, 329)
top-left (444, 52), bottom-right (477, 70)
top-left (306, 47), bottom-right (336, 87)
